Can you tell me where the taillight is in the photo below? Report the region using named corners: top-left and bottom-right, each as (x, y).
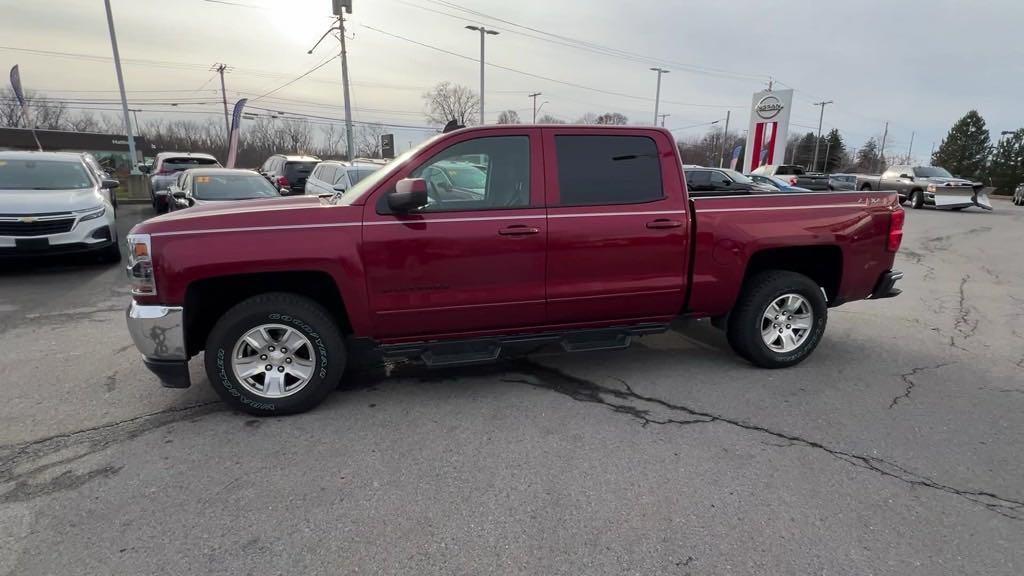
top-left (789, 176), bottom-right (798, 186)
top-left (276, 176), bottom-right (290, 188)
top-left (887, 207), bottom-right (905, 252)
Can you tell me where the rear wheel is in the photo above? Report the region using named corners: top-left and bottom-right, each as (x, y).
top-left (910, 190), bottom-right (924, 209)
top-left (727, 271), bottom-right (827, 368)
top-left (204, 293), bottom-right (346, 415)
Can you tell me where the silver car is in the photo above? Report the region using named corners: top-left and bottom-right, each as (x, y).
top-left (0, 151), bottom-right (120, 261)
top-left (304, 160), bottom-right (383, 196)
top-left (167, 168), bottom-right (283, 211)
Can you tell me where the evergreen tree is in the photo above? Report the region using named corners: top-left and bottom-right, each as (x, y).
top-left (931, 110), bottom-right (991, 179)
top-left (823, 129), bottom-right (846, 173)
top-left (855, 137), bottom-right (885, 173)
top-left (987, 128), bottom-right (1024, 193)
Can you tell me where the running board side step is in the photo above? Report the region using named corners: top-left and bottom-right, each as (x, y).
top-left (380, 323), bottom-right (668, 368)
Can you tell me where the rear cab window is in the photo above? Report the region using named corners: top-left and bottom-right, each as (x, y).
top-left (553, 135), bottom-right (663, 206)
top-left (162, 157), bottom-right (219, 173)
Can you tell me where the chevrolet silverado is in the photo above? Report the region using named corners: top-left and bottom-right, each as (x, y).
top-left (125, 126), bottom-right (904, 415)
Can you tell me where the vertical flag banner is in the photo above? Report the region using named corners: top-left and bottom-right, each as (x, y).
top-left (743, 89), bottom-right (792, 173)
top-left (729, 145), bottom-right (742, 171)
top-left (226, 98), bottom-right (247, 168)
top-left (9, 65), bottom-right (42, 151)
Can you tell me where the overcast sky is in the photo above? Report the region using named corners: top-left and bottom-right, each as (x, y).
top-left (2, 0), bottom-right (1021, 160)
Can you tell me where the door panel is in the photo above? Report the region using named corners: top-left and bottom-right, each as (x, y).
top-left (543, 129), bottom-right (689, 324)
top-left (361, 130), bottom-right (546, 338)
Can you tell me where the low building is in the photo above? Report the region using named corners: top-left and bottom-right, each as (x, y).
top-left (0, 127), bottom-right (156, 176)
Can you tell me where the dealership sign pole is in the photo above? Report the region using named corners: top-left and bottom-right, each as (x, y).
top-left (742, 89), bottom-right (793, 173)
top-left (9, 65), bottom-right (42, 151)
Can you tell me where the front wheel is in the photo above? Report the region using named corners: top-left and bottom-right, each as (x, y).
top-left (910, 190), bottom-right (924, 209)
top-left (204, 293), bottom-right (346, 415)
top-left (727, 271), bottom-right (827, 368)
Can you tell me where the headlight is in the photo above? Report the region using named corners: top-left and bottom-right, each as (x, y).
top-left (126, 233), bottom-right (156, 296)
top-left (927, 184), bottom-right (936, 192)
top-left (77, 206), bottom-right (106, 222)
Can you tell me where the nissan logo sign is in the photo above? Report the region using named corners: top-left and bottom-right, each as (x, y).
top-left (755, 95), bottom-right (784, 120)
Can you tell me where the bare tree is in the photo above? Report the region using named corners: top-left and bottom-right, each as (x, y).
top-left (278, 118), bottom-right (314, 153)
top-left (423, 81), bottom-right (479, 127)
top-left (496, 109), bottom-right (521, 124)
top-left (574, 112), bottom-right (599, 125)
top-left (536, 114), bottom-right (565, 124)
top-left (319, 123), bottom-right (346, 158)
top-left (595, 112), bottom-right (628, 125)
top-left (66, 111), bottom-right (100, 133)
top-left (356, 123), bottom-right (385, 158)
top-left (0, 88), bottom-right (66, 129)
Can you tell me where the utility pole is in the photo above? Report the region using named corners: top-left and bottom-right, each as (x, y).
top-left (466, 25), bottom-right (498, 125)
top-left (878, 121), bottom-right (889, 173)
top-left (658, 113), bottom-right (670, 127)
top-left (811, 100), bottom-right (833, 172)
top-left (213, 63), bottom-right (230, 140)
top-left (103, 0), bottom-right (139, 174)
top-left (529, 92), bottom-right (542, 123)
top-left (719, 110), bottom-right (731, 168)
top-left (338, 8), bottom-right (354, 160)
top-left (650, 67), bottom-right (669, 125)
top-left (906, 131), bottom-right (915, 164)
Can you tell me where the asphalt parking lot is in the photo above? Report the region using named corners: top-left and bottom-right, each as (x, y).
top-left (1, 201), bottom-right (1022, 575)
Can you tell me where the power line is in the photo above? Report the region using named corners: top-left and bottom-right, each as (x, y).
top-left (361, 24), bottom-right (739, 109)
top-left (248, 53), bottom-right (339, 102)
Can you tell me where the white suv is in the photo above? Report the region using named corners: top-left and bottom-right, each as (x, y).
top-left (304, 160), bottom-right (384, 196)
top-left (0, 151), bottom-right (121, 262)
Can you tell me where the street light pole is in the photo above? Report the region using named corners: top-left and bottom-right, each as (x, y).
top-left (812, 100), bottom-right (833, 172)
top-left (529, 92), bottom-right (542, 123)
top-left (650, 67), bottom-right (669, 125)
top-left (466, 25), bottom-right (498, 125)
top-left (719, 110), bottom-right (731, 168)
top-left (103, 0), bottom-right (139, 174)
top-left (658, 113), bottom-right (670, 127)
top-left (338, 12), bottom-right (354, 160)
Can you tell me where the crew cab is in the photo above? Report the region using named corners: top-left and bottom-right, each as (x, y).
top-left (125, 126), bottom-right (904, 415)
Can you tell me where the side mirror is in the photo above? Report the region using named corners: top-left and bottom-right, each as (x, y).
top-left (137, 164), bottom-right (151, 174)
top-left (388, 178), bottom-right (429, 212)
top-left (101, 178), bottom-right (120, 189)
top-left (333, 184), bottom-right (346, 192)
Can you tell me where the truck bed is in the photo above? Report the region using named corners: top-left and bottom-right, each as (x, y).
top-left (686, 190), bottom-right (899, 316)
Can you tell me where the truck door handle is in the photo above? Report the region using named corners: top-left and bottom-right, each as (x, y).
top-left (498, 225), bottom-right (540, 236)
top-left (646, 219), bottom-right (682, 229)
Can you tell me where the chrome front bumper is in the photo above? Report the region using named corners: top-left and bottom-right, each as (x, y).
top-left (126, 302), bottom-right (191, 388)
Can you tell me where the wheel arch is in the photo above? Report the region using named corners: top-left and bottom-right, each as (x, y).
top-left (742, 245), bottom-right (843, 304)
top-left (183, 270), bottom-right (352, 357)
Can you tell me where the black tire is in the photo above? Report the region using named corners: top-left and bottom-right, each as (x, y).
top-left (726, 271), bottom-right (828, 369)
top-left (860, 184), bottom-right (873, 191)
top-left (910, 190), bottom-right (924, 209)
top-left (204, 293), bottom-right (345, 415)
top-left (951, 206), bottom-right (965, 211)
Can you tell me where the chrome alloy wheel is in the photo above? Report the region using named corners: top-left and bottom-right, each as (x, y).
top-left (760, 294), bottom-right (813, 353)
top-left (231, 323), bottom-right (317, 398)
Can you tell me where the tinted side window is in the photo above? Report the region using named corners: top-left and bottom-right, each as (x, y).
top-left (710, 171), bottom-right (731, 188)
top-left (685, 170), bottom-right (712, 191)
top-left (555, 135), bottom-right (663, 206)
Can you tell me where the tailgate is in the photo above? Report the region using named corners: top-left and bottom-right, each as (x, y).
top-left (686, 190), bottom-right (899, 316)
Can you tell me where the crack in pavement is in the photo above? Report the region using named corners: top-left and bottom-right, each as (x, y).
top-left (513, 361), bottom-right (1024, 521)
top-left (0, 401), bottom-right (223, 503)
top-left (889, 362), bottom-right (955, 409)
top-left (954, 275), bottom-right (979, 339)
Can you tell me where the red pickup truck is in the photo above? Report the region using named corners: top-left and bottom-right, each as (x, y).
top-left (126, 126), bottom-right (904, 415)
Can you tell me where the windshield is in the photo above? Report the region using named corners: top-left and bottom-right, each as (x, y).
top-left (0, 159), bottom-right (94, 190)
top-left (339, 134), bottom-right (443, 205)
top-left (191, 173), bottom-right (281, 200)
top-left (722, 169), bottom-right (754, 184)
top-left (163, 157), bottom-right (220, 172)
top-left (914, 166), bottom-right (953, 178)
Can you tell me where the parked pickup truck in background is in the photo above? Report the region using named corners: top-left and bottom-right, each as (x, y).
top-left (854, 165), bottom-right (992, 211)
top-left (750, 164), bottom-right (830, 191)
top-left (125, 126), bottom-right (905, 415)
